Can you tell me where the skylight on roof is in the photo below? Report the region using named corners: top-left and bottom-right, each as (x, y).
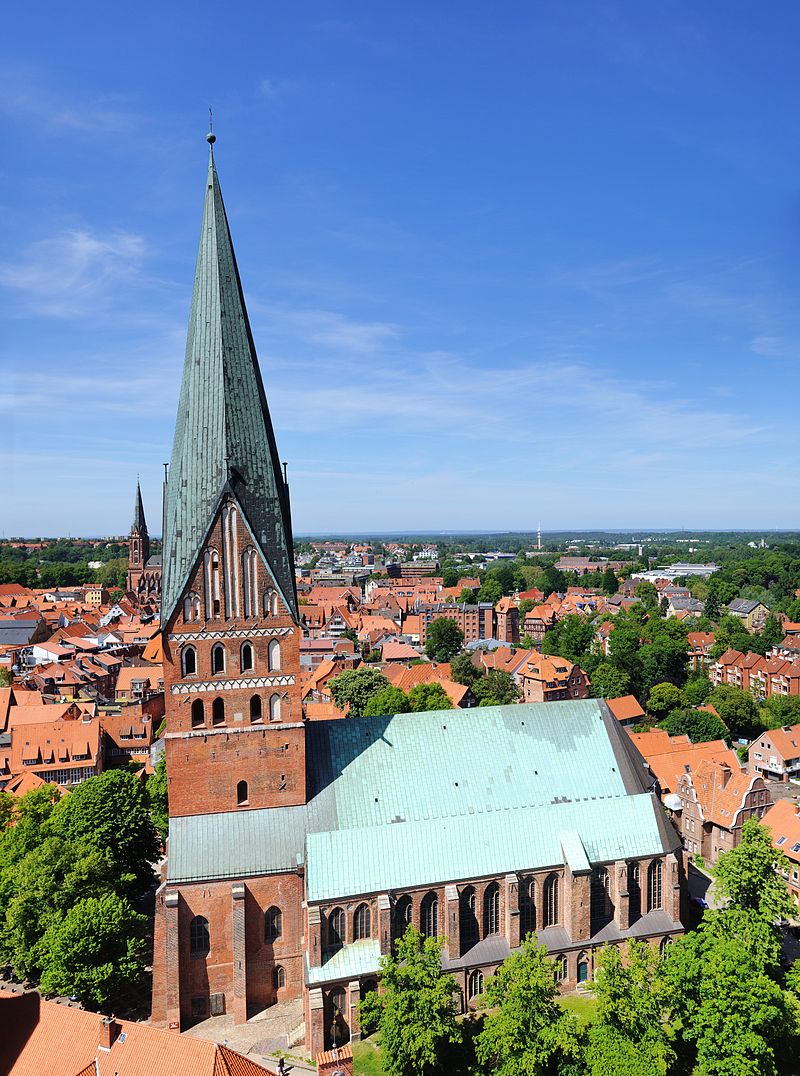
top-left (792, 842), bottom-right (800, 854)
top-left (777, 836), bottom-right (787, 845)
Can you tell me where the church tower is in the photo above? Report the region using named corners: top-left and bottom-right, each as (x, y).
top-left (127, 481), bottom-right (151, 593)
top-left (161, 133), bottom-right (303, 818)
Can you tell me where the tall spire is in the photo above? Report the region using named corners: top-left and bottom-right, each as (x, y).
top-left (161, 133), bottom-right (298, 624)
top-left (133, 480), bottom-right (147, 533)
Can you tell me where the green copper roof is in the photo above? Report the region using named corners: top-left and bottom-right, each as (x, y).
top-left (162, 143), bottom-right (297, 623)
top-left (168, 699), bottom-right (678, 895)
top-left (133, 480), bottom-right (147, 532)
top-left (304, 792), bottom-right (667, 903)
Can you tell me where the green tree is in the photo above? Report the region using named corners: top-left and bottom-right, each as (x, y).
top-left (363, 685), bottom-right (412, 717)
top-left (518, 598), bottom-right (535, 619)
top-left (450, 651), bottom-right (482, 687)
top-left (703, 592), bottom-right (720, 620)
top-left (478, 578), bottom-right (503, 604)
top-left (472, 670), bottom-right (519, 706)
top-left (660, 708), bottom-right (728, 744)
top-left (520, 633), bottom-right (535, 650)
top-left (407, 682), bottom-right (453, 713)
top-left (712, 818), bottom-right (794, 923)
top-left (634, 581), bottom-right (659, 613)
top-left (601, 566), bottom-right (619, 595)
top-left (0, 668), bottom-right (11, 688)
top-left (0, 835), bottom-right (117, 978)
top-left (646, 682), bottom-right (685, 719)
top-left (146, 756), bottom-right (169, 842)
top-left (638, 636), bottom-right (688, 698)
top-left (589, 663), bottom-right (632, 699)
top-left (683, 676), bottom-right (712, 706)
top-left (365, 925), bottom-right (462, 1076)
top-left (39, 893), bottom-right (147, 1009)
top-left (54, 769), bottom-right (159, 898)
top-left (442, 567), bottom-right (460, 589)
top-left (707, 685), bottom-right (760, 738)
top-left (459, 587), bottom-right (476, 603)
top-left (761, 614), bottom-right (783, 649)
top-left (761, 694), bottom-right (800, 730)
top-left (539, 566), bottom-right (566, 598)
top-left (341, 627), bottom-right (359, 646)
top-left (475, 938), bottom-right (583, 1075)
top-left (425, 618), bottom-right (465, 662)
top-left (329, 667), bottom-right (390, 717)
top-left (541, 615), bottom-right (595, 665)
top-left (587, 941), bottom-right (675, 1075)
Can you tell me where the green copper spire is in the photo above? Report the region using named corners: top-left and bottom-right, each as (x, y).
top-left (133, 479), bottom-right (147, 532)
top-left (161, 136), bottom-right (298, 624)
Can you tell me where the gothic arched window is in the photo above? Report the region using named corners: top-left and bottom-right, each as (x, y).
top-left (273, 964), bottom-right (285, 990)
top-left (460, 886), bottom-right (478, 948)
top-left (182, 646), bottom-right (197, 676)
top-left (212, 697), bottom-right (225, 726)
top-left (591, 866), bottom-right (613, 933)
top-left (242, 547), bottom-right (258, 618)
top-left (394, 895), bottom-right (412, 939)
top-left (519, 876), bottom-right (536, 937)
top-left (421, 892), bottom-right (438, 939)
top-left (268, 640), bottom-right (281, 672)
top-left (483, 882), bottom-right (500, 936)
top-left (628, 862), bottom-right (641, 923)
top-left (554, 954), bottom-right (567, 982)
top-left (183, 592), bottom-right (201, 622)
top-left (211, 644), bottom-right (225, 675)
top-left (647, 860), bottom-right (663, 912)
top-left (241, 642), bottom-right (254, 672)
top-left (190, 915), bottom-right (210, 955)
top-left (327, 907), bottom-right (345, 951)
top-left (467, 969), bottom-right (484, 1001)
top-left (543, 873), bottom-right (560, 928)
top-left (191, 699), bottom-right (204, 727)
top-left (236, 780), bottom-right (248, 806)
top-left (354, 903), bottom-right (371, 940)
top-left (269, 694), bottom-right (282, 722)
top-left (265, 906), bottom-right (282, 942)
top-left (250, 695), bottom-right (262, 722)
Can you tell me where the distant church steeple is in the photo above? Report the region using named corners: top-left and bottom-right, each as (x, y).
top-left (127, 480), bottom-right (161, 600)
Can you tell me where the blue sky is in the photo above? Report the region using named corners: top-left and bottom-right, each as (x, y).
top-left (3, 2), bottom-right (800, 536)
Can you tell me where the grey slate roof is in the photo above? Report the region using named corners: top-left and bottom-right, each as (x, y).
top-left (728, 598), bottom-right (764, 615)
top-left (168, 699), bottom-right (678, 901)
top-left (161, 144), bottom-right (298, 624)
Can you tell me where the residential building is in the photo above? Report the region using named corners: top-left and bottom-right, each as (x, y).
top-left (0, 994), bottom-right (273, 1076)
top-left (516, 654), bottom-right (589, 703)
top-left (630, 728), bottom-right (740, 797)
top-left (710, 650), bottom-right (800, 701)
top-left (418, 602), bottom-right (494, 646)
top-left (676, 759), bottom-right (770, 864)
top-left (727, 598), bottom-right (769, 631)
top-left (762, 799), bottom-right (800, 908)
top-left (748, 725), bottom-right (800, 783)
top-left (687, 632), bottom-right (716, 671)
top-left (494, 596), bottom-right (519, 645)
top-left (606, 695), bottom-right (645, 728)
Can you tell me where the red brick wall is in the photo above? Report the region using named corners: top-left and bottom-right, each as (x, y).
top-left (163, 500), bottom-right (305, 816)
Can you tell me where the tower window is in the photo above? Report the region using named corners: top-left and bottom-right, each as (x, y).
top-left (268, 640), bottom-right (281, 672)
top-left (269, 694), bottom-right (281, 722)
top-left (211, 645), bottom-right (225, 675)
top-left (212, 698), bottom-right (225, 726)
top-left (182, 646), bottom-right (197, 676)
top-left (237, 780), bottom-right (248, 806)
top-left (265, 906), bottom-right (282, 942)
top-left (273, 965), bottom-right (285, 990)
top-left (184, 592), bottom-right (201, 622)
top-left (190, 915), bottom-right (210, 955)
top-left (241, 642), bottom-right (254, 672)
top-left (191, 699), bottom-right (205, 728)
top-left (250, 695), bottom-right (262, 722)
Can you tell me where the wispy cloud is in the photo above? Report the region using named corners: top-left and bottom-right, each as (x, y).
top-left (0, 70), bottom-right (139, 135)
top-left (0, 229), bottom-right (149, 317)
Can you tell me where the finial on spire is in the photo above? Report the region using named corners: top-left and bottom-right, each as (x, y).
top-left (206, 106), bottom-right (216, 144)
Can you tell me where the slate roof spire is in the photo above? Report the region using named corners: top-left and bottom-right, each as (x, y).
top-left (161, 133), bottom-right (298, 624)
top-left (133, 479), bottom-right (147, 533)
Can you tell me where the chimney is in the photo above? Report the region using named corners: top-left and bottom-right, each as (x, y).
top-left (99, 1015), bottom-right (119, 1049)
top-left (719, 763), bottom-right (732, 788)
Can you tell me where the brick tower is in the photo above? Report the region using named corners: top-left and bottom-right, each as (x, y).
top-left (126, 481), bottom-right (150, 593)
top-left (160, 132), bottom-right (303, 818)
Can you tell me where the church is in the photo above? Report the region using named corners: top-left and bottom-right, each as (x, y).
top-left (149, 134), bottom-right (686, 1055)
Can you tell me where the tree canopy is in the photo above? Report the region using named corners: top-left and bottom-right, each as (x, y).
top-left (329, 667), bottom-right (390, 717)
top-left (425, 618), bottom-right (465, 662)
